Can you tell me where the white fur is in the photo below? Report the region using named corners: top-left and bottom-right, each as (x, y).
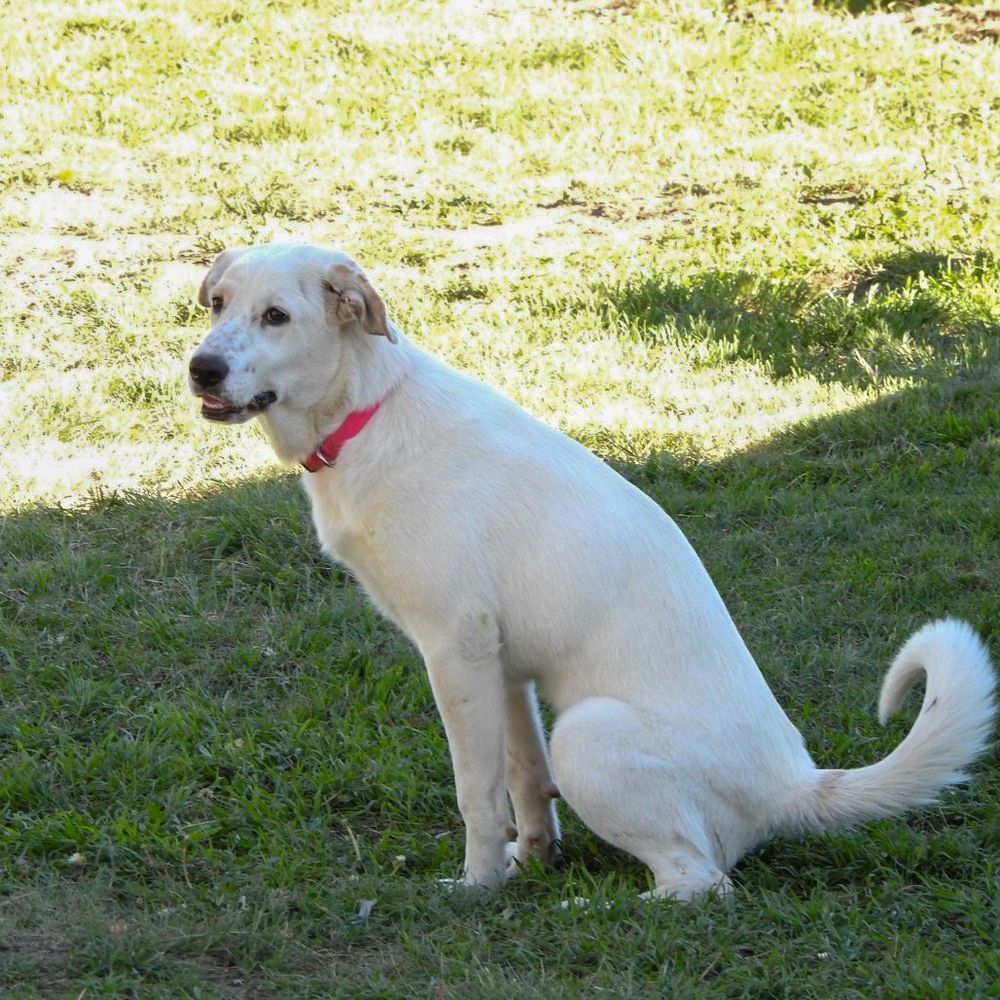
top-left (189, 243), bottom-right (997, 900)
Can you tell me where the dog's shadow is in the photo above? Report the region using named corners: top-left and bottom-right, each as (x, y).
top-left (3, 249), bottom-right (997, 895)
top-left (578, 248), bottom-right (996, 383)
top-left (594, 249), bottom-right (1000, 686)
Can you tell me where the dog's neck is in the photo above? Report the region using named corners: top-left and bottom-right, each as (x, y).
top-left (258, 323), bottom-right (411, 465)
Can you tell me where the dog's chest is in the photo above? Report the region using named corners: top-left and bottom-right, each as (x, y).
top-left (301, 472), bottom-right (405, 620)
top-left (303, 478), bottom-right (374, 568)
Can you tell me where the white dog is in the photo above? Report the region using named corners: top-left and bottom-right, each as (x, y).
top-left (188, 243), bottom-right (996, 900)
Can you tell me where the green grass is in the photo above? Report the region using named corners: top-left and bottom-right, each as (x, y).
top-left (2, 0), bottom-right (999, 996)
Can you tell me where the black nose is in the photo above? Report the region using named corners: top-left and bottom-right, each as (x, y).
top-left (189, 353), bottom-right (229, 390)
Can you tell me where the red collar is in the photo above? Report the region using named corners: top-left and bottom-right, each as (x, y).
top-left (301, 402), bottom-right (382, 472)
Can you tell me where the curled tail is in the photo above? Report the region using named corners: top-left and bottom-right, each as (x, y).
top-left (793, 619), bottom-right (996, 832)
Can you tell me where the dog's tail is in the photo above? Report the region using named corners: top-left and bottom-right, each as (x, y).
top-left (788, 619), bottom-right (996, 833)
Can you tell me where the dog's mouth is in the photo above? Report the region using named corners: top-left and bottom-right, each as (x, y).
top-left (199, 391), bottom-right (277, 422)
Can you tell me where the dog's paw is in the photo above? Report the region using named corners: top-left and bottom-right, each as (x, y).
top-left (505, 833), bottom-right (563, 876)
top-left (437, 869), bottom-right (506, 893)
top-left (639, 873), bottom-right (734, 903)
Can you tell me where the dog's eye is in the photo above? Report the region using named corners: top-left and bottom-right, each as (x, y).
top-left (211, 296), bottom-right (223, 314)
top-left (263, 306), bottom-right (290, 326)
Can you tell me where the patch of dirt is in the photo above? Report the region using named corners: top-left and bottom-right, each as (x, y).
top-left (806, 269), bottom-right (866, 297)
top-left (570, 0), bottom-right (641, 18)
top-left (728, 1), bottom-right (1000, 40)
top-left (726, 1), bottom-right (802, 24)
top-left (808, 249), bottom-right (989, 300)
top-left (0, 930), bottom-right (261, 999)
top-left (0, 931), bottom-right (72, 997)
top-left (1, 930), bottom-right (72, 964)
top-left (1, 230), bottom-right (202, 281)
top-left (437, 193), bottom-right (698, 266)
top-left (902, 4), bottom-right (1000, 43)
top-left (800, 184), bottom-right (867, 207)
top-left (193, 952), bottom-right (270, 1000)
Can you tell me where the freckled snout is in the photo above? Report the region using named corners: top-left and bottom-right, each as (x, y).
top-left (189, 352), bottom-right (229, 391)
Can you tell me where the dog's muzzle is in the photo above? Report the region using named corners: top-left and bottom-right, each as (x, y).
top-left (189, 352), bottom-right (276, 422)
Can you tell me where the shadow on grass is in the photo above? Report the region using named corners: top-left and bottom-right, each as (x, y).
top-left (1, 260), bottom-right (998, 991)
top-left (581, 248), bottom-right (998, 382)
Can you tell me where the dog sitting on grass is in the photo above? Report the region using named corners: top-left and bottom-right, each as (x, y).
top-left (188, 242), bottom-right (996, 900)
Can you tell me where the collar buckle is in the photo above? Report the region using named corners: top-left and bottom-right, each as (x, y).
top-left (302, 400), bottom-right (382, 472)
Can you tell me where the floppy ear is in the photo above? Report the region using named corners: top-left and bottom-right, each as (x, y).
top-left (197, 247), bottom-right (253, 308)
top-left (325, 263), bottom-right (398, 344)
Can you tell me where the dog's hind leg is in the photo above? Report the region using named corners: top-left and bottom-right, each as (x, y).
top-left (505, 682), bottom-right (561, 871)
top-left (550, 697), bottom-right (732, 901)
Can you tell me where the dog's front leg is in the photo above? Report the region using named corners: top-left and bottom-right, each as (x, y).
top-left (424, 647), bottom-right (514, 890)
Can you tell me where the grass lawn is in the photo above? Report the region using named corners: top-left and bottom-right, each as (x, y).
top-left (1, 0), bottom-right (998, 996)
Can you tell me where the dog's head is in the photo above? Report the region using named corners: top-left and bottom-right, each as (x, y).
top-left (188, 243), bottom-right (396, 425)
